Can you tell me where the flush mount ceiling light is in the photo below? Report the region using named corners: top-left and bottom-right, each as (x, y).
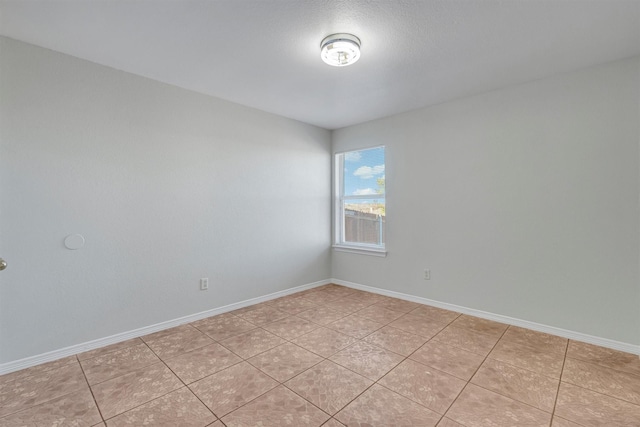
top-left (320, 33), bottom-right (361, 67)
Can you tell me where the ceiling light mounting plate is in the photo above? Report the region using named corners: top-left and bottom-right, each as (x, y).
top-left (320, 33), bottom-right (361, 67)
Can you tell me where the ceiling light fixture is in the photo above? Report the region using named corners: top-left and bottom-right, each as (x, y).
top-left (320, 33), bottom-right (361, 67)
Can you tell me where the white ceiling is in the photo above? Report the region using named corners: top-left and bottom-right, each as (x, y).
top-left (1, 0), bottom-right (639, 130)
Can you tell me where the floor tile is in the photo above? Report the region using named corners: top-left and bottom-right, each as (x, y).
top-left (143, 325), bottom-right (214, 359)
top-left (236, 305), bottom-right (289, 326)
top-left (379, 359), bottom-right (465, 414)
top-left (446, 384), bottom-right (551, 427)
top-left (330, 341), bottom-right (404, 381)
top-left (409, 305), bottom-right (460, 323)
top-left (345, 290), bottom-right (387, 305)
top-left (326, 296), bottom-right (375, 314)
top-left (552, 416), bottom-right (583, 427)
top-left (567, 340), bottom-right (640, 376)
top-left (80, 343), bottom-right (159, 385)
top-left (449, 315), bottom-right (508, 338)
top-left (91, 362), bottom-right (182, 419)
top-left (432, 325), bottom-right (500, 356)
top-left (105, 387), bottom-right (215, 426)
top-left (141, 324), bottom-right (193, 342)
top-left (221, 385), bottom-right (330, 427)
top-left (354, 305), bottom-right (404, 324)
top-left (323, 418), bottom-right (346, 427)
top-left (501, 326), bottom-right (568, 354)
top-left (209, 421), bottom-right (225, 427)
top-left (471, 358), bottom-right (559, 411)
top-left (292, 327), bottom-right (357, 357)
top-left (262, 315), bottom-right (319, 340)
top-left (191, 314), bottom-right (257, 341)
top-left (268, 295), bottom-right (318, 314)
top-left (489, 339), bottom-right (565, 378)
top-left (363, 326), bottom-right (427, 356)
top-left (162, 343), bottom-right (242, 384)
top-left (388, 313), bottom-right (448, 339)
top-left (296, 306), bottom-right (348, 325)
top-left (0, 387), bottom-right (101, 426)
top-left (562, 358), bottom-right (640, 405)
top-left (555, 382), bottom-right (640, 426)
top-left (189, 361), bottom-right (278, 417)
top-left (437, 418), bottom-right (465, 427)
top-left (220, 328), bottom-right (285, 359)
top-left (78, 338), bottom-right (143, 361)
top-left (335, 383), bottom-right (441, 427)
top-left (0, 362), bottom-right (87, 418)
top-left (372, 298), bottom-right (420, 313)
top-left (410, 340), bottom-right (485, 381)
top-left (247, 342), bottom-right (323, 382)
top-left (285, 360), bottom-right (373, 415)
top-left (0, 355), bottom-right (79, 386)
top-left (300, 289), bottom-right (342, 305)
top-left (326, 314), bottom-right (383, 339)
top-left (230, 301), bottom-right (273, 316)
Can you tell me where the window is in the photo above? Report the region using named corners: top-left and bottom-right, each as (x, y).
top-left (334, 146), bottom-right (386, 255)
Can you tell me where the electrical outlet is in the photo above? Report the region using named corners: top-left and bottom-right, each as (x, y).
top-left (424, 269), bottom-right (431, 280)
top-left (200, 278), bottom-right (209, 290)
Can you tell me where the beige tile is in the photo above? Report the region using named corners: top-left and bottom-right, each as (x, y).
top-left (501, 326), bottom-right (568, 354)
top-left (323, 419), bottom-right (346, 427)
top-left (237, 305), bottom-right (289, 326)
top-left (489, 339), bottom-right (565, 378)
top-left (0, 355), bottom-right (78, 386)
top-left (141, 324), bottom-right (193, 342)
top-left (450, 315), bottom-right (508, 338)
top-left (330, 341), bottom-right (404, 381)
top-left (363, 326), bottom-right (427, 356)
top-left (143, 325), bottom-right (214, 359)
top-left (335, 384), bottom-right (441, 427)
top-left (191, 314), bottom-right (257, 341)
top-left (326, 314), bottom-right (383, 339)
top-left (563, 358), bottom-right (640, 405)
top-left (91, 362), bottom-right (182, 419)
top-left (296, 306), bottom-right (348, 325)
top-left (230, 301), bottom-right (273, 316)
top-left (80, 343), bottom-right (159, 385)
top-left (433, 325), bottom-right (500, 356)
top-left (327, 296), bottom-right (376, 314)
top-left (447, 384), bottom-right (551, 427)
top-left (355, 305), bottom-right (404, 324)
top-left (409, 305), bottom-right (460, 323)
top-left (220, 328), bottom-right (285, 359)
top-left (555, 382), bottom-right (640, 426)
top-left (285, 360), bottom-right (373, 415)
top-left (345, 290), bottom-right (387, 305)
top-left (552, 416), bottom-right (583, 427)
top-left (106, 387), bottom-right (215, 426)
top-left (471, 358), bottom-right (559, 412)
top-left (380, 359), bottom-right (465, 414)
top-left (189, 361), bottom-right (278, 417)
top-left (437, 418), bottom-right (465, 427)
top-left (301, 289), bottom-right (342, 305)
top-left (567, 340), bottom-right (640, 376)
top-left (209, 421), bottom-right (225, 427)
top-left (410, 340), bottom-right (485, 381)
top-left (78, 338), bottom-right (143, 361)
top-left (0, 387), bottom-right (101, 426)
top-left (388, 313), bottom-right (448, 339)
top-left (0, 362), bottom-right (87, 417)
top-left (248, 342), bottom-right (323, 382)
top-left (163, 343), bottom-right (242, 384)
top-left (268, 295), bottom-right (318, 314)
top-left (262, 315), bottom-right (319, 340)
top-left (292, 327), bottom-right (357, 357)
top-left (221, 385), bottom-right (330, 427)
top-left (373, 298), bottom-right (420, 313)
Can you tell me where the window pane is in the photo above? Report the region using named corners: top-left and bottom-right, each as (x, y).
top-left (343, 198), bottom-right (385, 245)
top-left (343, 147), bottom-right (385, 196)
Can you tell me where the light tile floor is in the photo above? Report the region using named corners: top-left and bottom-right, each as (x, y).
top-left (1, 284), bottom-right (639, 426)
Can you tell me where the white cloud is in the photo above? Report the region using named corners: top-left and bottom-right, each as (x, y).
top-left (353, 164), bottom-right (385, 179)
top-left (353, 188), bottom-right (376, 195)
top-left (344, 151), bottom-right (362, 162)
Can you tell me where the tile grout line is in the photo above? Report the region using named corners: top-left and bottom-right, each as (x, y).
top-left (76, 354), bottom-right (107, 424)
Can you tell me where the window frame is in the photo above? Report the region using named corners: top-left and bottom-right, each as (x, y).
top-left (333, 146), bottom-right (387, 257)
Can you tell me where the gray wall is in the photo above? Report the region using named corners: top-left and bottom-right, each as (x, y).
top-left (332, 56), bottom-right (640, 345)
top-left (0, 37), bottom-right (332, 363)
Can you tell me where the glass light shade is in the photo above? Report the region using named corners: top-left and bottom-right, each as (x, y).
top-left (320, 34), bottom-right (361, 67)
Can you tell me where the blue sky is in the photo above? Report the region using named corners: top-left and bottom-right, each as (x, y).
top-left (344, 146), bottom-right (385, 197)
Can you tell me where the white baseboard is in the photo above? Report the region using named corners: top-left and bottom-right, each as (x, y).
top-left (331, 278), bottom-right (640, 356)
top-left (0, 279), bottom-right (330, 376)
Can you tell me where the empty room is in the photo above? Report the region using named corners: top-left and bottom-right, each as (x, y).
top-left (0, 0), bottom-right (639, 426)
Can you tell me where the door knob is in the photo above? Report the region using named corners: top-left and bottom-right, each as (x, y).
top-left (0, 258), bottom-right (6, 271)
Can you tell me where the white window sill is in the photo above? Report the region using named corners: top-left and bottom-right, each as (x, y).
top-left (332, 244), bottom-right (387, 257)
